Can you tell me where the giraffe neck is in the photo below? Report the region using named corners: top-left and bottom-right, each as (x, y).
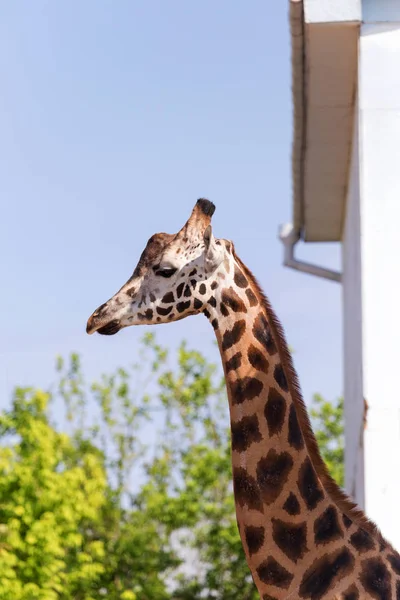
top-left (203, 254), bottom-right (400, 600)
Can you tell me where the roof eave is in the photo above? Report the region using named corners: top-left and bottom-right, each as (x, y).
top-left (289, 0), bottom-right (360, 242)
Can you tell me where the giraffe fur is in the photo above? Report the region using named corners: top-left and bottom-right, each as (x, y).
top-left (87, 199), bottom-right (400, 600)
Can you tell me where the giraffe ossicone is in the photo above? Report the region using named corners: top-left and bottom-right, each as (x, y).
top-left (87, 199), bottom-right (400, 600)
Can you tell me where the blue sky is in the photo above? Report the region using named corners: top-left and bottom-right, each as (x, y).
top-left (0, 1), bottom-right (342, 409)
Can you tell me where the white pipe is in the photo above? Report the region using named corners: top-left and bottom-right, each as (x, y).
top-left (279, 223), bottom-right (342, 283)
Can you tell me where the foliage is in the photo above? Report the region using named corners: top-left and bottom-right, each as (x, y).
top-left (310, 393), bottom-right (344, 488)
top-left (0, 389), bottom-right (107, 600)
top-left (0, 334), bottom-right (344, 599)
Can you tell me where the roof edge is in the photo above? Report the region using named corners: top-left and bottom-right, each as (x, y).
top-left (289, 0), bottom-right (306, 239)
top-left (289, 1), bottom-right (359, 242)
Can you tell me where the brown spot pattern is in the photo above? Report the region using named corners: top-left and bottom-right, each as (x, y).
top-left (244, 525), bottom-right (265, 556)
top-left (234, 266), bottom-right (248, 288)
top-left (220, 302), bottom-right (229, 317)
top-left (350, 528), bottom-right (376, 553)
top-left (233, 468), bottom-right (263, 512)
top-left (156, 306), bottom-right (172, 316)
top-left (225, 352), bottom-right (242, 373)
top-left (264, 388), bottom-right (286, 436)
top-left (221, 288), bottom-right (247, 313)
top-left (297, 457), bottom-right (324, 510)
top-left (314, 505), bottom-right (342, 546)
top-left (299, 547), bottom-right (354, 600)
top-left (283, 492), bottom-right (300, 516)
top-left (273, 364), bottom-right (288, 392)
top-left (222, 320), bottom-right (246, 351)
top-left (272, 518), bottom-right (308, 563)
top-left (230, 377), bottom-right (263, 404)
top-left (257, 556), bottom-right (294, 589)
top-left (343, 514), bottom-right (352, 529)
top-left (360, 557), bottom-right (392, 600)
top-left (231, 415), bottom-right (262, 453)
top-left (256, 449), bottom-right (293, 505)
top-left (162, 291), bottom-right (175, 303)
top-left (253, 312), bottom-right (277, 355)
top-left (193, 298), bottom-right (203, 310)
top-left (288, 404), bottom-right (304, 450)
top-left (177, 300), bottom-right (191, 313)
top-left (177, 282), bottom-right (185, 298)
top-left (246, 288), bottom-right (258, 307)
top-left (247, 344), bottom-right (269, 373)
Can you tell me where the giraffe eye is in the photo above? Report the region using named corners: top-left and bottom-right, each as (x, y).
top-left (154, 266), bottom-right (177, 278)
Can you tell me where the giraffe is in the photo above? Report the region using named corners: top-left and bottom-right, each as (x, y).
top-left (87, 199), bottom-right (400, 600)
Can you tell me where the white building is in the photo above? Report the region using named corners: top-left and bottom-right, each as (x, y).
top-left (283, 0), bottom-right (400, 549)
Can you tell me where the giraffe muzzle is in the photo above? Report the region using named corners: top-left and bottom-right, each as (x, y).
top-left (86, 312), bottom-right (122, 336)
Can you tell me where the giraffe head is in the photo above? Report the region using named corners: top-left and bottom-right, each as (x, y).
top-left (86, 199), bottom-right (228, 335)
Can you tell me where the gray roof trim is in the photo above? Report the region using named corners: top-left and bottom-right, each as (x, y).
top-left (289, 0), bottom-right (306, 238)
top-left (289, 1), bottom-right (359, 242)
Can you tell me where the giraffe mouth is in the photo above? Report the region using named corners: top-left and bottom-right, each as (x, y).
top-left (86, 302), bottom-right (124, 335)
top-left (96, 319), bottom-right (122, 336)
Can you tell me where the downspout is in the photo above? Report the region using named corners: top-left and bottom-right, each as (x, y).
top-left (279, 223), bottom-right (342, 283)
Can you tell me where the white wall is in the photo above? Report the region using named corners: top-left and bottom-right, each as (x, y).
top-left (342, 111), bottom-right (365, 509)
top-left (304, 0), bottom-right (361, 24)
top-left (359, 21), bottom-right (400, 549)
top-left (304, 0), bottom-right (400, 25)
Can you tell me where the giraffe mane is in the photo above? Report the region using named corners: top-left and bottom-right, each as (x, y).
top-left (232, 248), bottom-right (389, 547)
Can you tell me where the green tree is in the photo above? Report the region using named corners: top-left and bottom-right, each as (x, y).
top-left (0, 334), bottom-right (344, 600)
top-left (310, 393), bottom-right (344, 487)
top-left (0, 388), bottom-right (107, 600)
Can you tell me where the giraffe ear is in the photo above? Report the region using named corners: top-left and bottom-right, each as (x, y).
top-left (204, 226), bottom-right (223, 274)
